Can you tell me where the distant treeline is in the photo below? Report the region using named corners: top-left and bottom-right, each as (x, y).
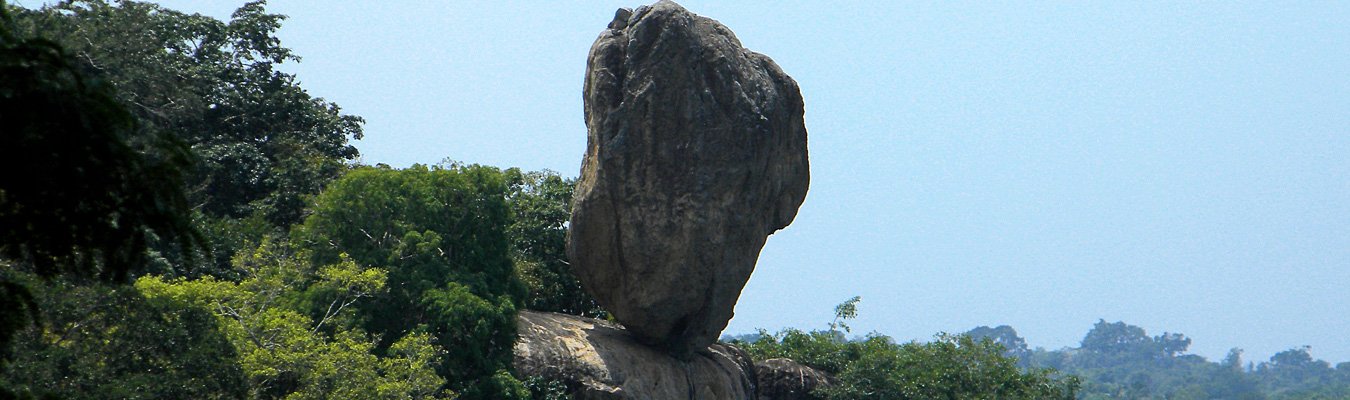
top-left (984, 321), bottom-right (1350, 399)
top-left (731, 319), bottom-right (1350, 399)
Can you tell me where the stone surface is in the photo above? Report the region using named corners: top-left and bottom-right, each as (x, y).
top-left (513, 310), bottom-right (757, 400)
top-left (569, 0), bottom-right (810, 356)
top-left (754, 358), bottom-right (834, 400)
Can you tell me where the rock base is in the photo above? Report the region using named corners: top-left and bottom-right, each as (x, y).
top-left (755, 358), bottom-right (835, 400)
top-left (513, 310), bottom-right (757, 400)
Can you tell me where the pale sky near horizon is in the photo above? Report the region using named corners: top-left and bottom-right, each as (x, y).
top-left (32, 0), bottom-right (1349, 365)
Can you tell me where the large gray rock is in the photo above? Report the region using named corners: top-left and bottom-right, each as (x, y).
top-left (755, 358), bottom-right (835, 400)
top-left (569, 0), bottom-right (810, 356)
top-left (513, 310), bottom-right (757, 400)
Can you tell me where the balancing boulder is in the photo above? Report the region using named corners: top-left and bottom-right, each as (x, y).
top-left (569, 0), bottom-right (810, 356)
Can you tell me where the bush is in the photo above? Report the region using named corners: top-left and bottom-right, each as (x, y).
top-left (740, 298), bottom-right (1079, 400)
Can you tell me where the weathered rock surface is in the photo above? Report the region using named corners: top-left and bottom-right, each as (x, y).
top-left (513, 310), bottom-right (757, 400)
top-left (755, 358), bottom-right (835, 400)
top-left (569, 0), bottom-right (810, 356)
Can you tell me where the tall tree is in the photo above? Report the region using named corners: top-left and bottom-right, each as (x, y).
top-left (11, 0), bottom-right (364, 276)
top-left (296, 164), bottom-right (529, 399)
top-left (966, 325), bottom-right (1031, 362)
top-left (1080, 320), bottom-right (1153, 358)
top-left (1, 2), bottom-right (205, 396)
top-left (1, 0), bottom-right (200, 282)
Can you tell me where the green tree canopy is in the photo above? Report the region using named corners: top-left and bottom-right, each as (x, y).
top-left (135, 239), bottom-right (446, 399)
top-left (0, 272), bottom-right (246, 399)
top-left (1255, 346), bottom-right (1348, 399)
top-left (966, 325), bottom-right (1032, 366)
top-left (296, 164), bottom-right (529, 399)
top-left (10, 0), bottom-right (365, 279)
top-left (1080, 320), bottom-right (1153, 357)
top-left (1, 3), bottom-right (211, 396)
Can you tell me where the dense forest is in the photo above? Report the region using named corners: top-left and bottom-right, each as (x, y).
top-left (1004, 321), bottom-right (1350, 400)
top-left (726, 306), bottom-right (1350, 399)
top-left (0, 1), bottom-right (1344, 399)
top-left (972, 321), bottom-right (1350, 399)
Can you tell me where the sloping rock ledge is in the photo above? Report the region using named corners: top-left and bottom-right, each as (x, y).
top-left (513, 310), bottom-right (757, 400)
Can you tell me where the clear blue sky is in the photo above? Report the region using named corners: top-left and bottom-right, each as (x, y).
top-left (62, 0), bottom-right (1350, 365)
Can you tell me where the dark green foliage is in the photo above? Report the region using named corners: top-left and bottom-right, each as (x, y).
top-left (840, 334), bottom-right (1079, 400)
top-left (298, 164), bottom-right (524, 319)
top-left (0, 281), bottom-right (36, 371)
top-left (11, 0), bottom-right (363, 277)
top-left (457, 370), bottom-right (531, 400)
top-left (0, 272), bottom-right (246, 399)
top-left (1, 3), bottom-right (205, 396)
top-left (0, 2), bottom-right (199, 282)
top-left (740, 298), bottom-right (1079, 400)
top-left (1254, 346), bottom-right (1350, 399)
top-left (420, 282), bottom-right (519, 385)
top-left (740, 326), bottom-right (854, 375)
top-left (297, 164), bottom-right (528, 399)
top-left (190, 211), bottom-right (278, 280)
top-left (523, 376), bottom-right (574, 400)
top-left (11, 0), bottom-right (362, 225)
top-left (504, 169), bottom-right (603, 318)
